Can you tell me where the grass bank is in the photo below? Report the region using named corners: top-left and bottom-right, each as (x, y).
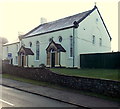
top-left (2, 73), bottom-right (120, 102)
top-left (50, 68), bottom-right (120, 81)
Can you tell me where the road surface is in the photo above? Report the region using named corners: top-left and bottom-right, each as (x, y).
top-left (1, 85), bottom-right (76, 107)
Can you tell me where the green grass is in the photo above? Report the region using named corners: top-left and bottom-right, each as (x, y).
top-left (2, 73), bottom-right (120, 103)
top-left (50, 68), bottom-right (120, 81)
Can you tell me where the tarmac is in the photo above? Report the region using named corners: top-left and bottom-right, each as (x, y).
top-left (1, 78), bottom-right (120, 108)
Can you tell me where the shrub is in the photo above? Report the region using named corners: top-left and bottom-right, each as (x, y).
top-left (31, 65), bottom-right (34, 67)
top-left (39, 64), bottom-right (46, 69)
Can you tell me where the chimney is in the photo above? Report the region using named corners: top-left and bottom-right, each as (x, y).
top-left (40, 17), bottom-right (47, 24)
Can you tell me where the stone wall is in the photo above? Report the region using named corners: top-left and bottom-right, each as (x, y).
top-left (2, 63), bottom-right (120, 98)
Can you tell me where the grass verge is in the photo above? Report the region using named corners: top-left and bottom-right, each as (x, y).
top-left (2, 73), bottom-right (120, 103)
top-left (50, 68), bottom-right (120, 81)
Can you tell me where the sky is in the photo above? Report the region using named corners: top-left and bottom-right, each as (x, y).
top-left (0, 0), bottom-right (118, 51)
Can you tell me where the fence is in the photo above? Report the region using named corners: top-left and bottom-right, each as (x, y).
top-left (80, 52), bottom-right (120, 69)
top-left (2, 63), bottom-right (120, 98)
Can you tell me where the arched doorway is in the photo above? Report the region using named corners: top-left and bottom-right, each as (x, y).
top-left (18, 46), bottom-right (34, 67)
top-left (51, 49), bottom-right (55, 67)
top-left (21, 53), bottom-right (25, 67)
top-left (46, 40), bottom-right (66, 68)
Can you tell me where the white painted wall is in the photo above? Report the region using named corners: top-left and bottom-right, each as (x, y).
top-left (76, 9), bottom-right (111, 68)
top-left (60, 52), bottom-right (66, 67)
top-left (3, 42), bottom-right (20, 65)
top-left (22, 28), bottom-right (74, 67)
top-left (2, 9), bottom-right (111, 68)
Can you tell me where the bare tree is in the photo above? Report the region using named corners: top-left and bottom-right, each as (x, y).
top-left (0, 37), bottom-right (8, 44)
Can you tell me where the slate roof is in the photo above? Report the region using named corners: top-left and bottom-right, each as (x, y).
top-left (24, 47), bottom-right (34, 55)
top-left (23, 6), bottom-right (111, 40)
top-left (24, 8), bottom-right (95, 38)
top-left (18, 46), bottom-right (34, 55)
top-left (55, 43), bottom-right (66, 52)
top-left (46, 40), bottom-right (66, 52)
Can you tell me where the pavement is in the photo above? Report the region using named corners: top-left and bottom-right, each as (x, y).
top-left (1, 78), bottom-right (120, 108)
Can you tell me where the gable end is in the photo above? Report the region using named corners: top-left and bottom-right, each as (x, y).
top-left (95, 6), bottom-right (112, 41)
top-left (75, 6), bottom-right (112, 41)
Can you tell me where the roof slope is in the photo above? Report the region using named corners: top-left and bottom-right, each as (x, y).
top-left (18, 46), bottom-right (34, 55)
top-left (23, 6), bottom-right (111, 40)
top-left (3, 39), bottom-right (19, 46)
top-left (24, 8), bottom-right (95, 38)
top-left (46, 40), bottom-right (66, 52)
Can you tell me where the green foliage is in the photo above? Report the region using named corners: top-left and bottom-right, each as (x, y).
top-left (31, 65), bottom-right (34, 67)
top-left (39, 64), bottom-right (46, 69)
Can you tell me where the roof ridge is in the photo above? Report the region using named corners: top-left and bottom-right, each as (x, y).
top-left (47, 9), bottom-right (92, 24)
top-left (23, 6), bottom-right (96, 38)
top-left (24, 9), bottom-right (92, 37)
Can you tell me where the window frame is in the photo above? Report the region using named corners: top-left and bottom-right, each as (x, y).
top-left (92, 35), bottom-right (95, 44)
top-left (36, 41), bottom-right (40, 60)
top-left (15, 56), bottom-right (18, 64)
top-left (49, 37), bottom-right (53, 43)
top-left (58, 36), bottom-right (62, 42)
top-left (69, 36), bottom-right (73, 58)
top-left (29, 42), bottom-right (32, 48)
top-left (99, 38), bottom-right (102, 46)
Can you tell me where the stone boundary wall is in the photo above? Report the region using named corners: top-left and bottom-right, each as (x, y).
top-left (2, 63), bottom-right (120, 98)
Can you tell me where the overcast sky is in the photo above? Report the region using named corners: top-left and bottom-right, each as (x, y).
top-left (0, 0), bottom-right (118, 51)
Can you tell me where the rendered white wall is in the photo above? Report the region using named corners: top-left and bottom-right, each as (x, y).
top-left (3, 42), bottom-right (20, 65)
top-left (22, 28), bottom-right (74, 67)
top-left (2, 9), bottom-right (111, 68)
top-left (76, 9), bottom-right (111, 67)
top-left (60, 52), bottom-right (66, 67)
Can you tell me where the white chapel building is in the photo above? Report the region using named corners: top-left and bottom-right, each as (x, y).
top-left (2, 6), bottom-right (112, 68)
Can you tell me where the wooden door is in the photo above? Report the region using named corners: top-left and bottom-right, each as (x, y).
top-left (51, 52), bottom-right (55, 67)
top-left (22, 56), bottom-right (24, 67)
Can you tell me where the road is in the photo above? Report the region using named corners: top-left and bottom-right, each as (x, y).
top-left (0, 85), bottom-right (76, 107)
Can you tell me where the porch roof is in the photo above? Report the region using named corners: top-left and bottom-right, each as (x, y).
top-left (18, 46), bottom-right (34, 55)
top-left (46, 40), bottom-right (66, 52)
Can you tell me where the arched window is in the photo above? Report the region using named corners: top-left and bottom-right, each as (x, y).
top-left (92, 35), bottom-right (95, 44)
top-left (59, 36), bottom-right (62, 42)
top-left (99, 38), bottom-right (102, 46)
top-left (49, 37), bottom-right (53, 43)
top-left (36, 41), bottom-right (40, 60)
top-left (29, 42), bottom-right (32, 47)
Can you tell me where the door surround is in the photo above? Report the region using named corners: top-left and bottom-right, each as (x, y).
top-left (46, 40), bottom-right (66, 68)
